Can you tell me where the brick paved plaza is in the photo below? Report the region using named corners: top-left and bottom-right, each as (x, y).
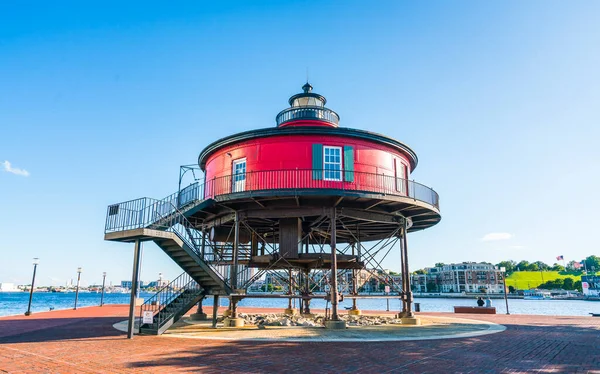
top-left (0, 305), bottom-right (599, 373)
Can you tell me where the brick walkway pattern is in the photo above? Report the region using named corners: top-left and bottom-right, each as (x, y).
top-left (0, 305), bottom-right (599, 373)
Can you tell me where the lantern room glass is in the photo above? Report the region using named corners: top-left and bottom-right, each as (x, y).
top-left (291, 96), bottom-right (324, 107)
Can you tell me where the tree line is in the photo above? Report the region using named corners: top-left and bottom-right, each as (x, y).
top-left (496, 255), bottom-right (600, 275)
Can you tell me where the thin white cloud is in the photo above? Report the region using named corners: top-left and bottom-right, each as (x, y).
top-left (2, 160), bottom-right (30, 177)
top-left (481, 232), bottom-right (513, 241)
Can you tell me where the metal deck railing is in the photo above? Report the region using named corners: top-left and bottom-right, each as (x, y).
top-left (276, 106), bottom-right (340, 127)
top-left (105, 168), bottom-right (439, 234)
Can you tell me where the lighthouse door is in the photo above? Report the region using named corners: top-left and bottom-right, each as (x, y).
top-left (232, 158), bottom-right (246, 193)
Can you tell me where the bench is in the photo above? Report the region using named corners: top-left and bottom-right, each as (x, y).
top-left (453, 306), bottom-right (496, 314)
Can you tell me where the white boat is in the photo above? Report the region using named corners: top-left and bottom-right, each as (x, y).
top-left (524, 290), bottom-right (552, 300)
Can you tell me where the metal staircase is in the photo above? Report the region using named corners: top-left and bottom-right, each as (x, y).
top-left (105, 183), bottom-right (253, 335)
top-left (139, 272), bottom-right (206, 335)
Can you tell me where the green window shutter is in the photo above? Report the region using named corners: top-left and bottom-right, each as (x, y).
top-left (312, 143), bottom-right (323, 180)
top-left (344, 145), bottom-right (354, 182)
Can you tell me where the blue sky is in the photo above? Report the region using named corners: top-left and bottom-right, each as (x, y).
top-left (1, 1), bottom-right (599, 286)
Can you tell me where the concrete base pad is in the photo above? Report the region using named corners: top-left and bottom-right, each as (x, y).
top-left (324, 320), bottom-right (347, 329)
top-left (348, 309), bottom-right (362, 316)
top-left (116, 315), bottom-right (506, 342)
top-left (223, 318), bottom-right (245, 327)
top-left (401, 317), bottom-right (421, 325)
top-left (190, 313), bottom-right (208, 321)
top-left (284, 308), bottom-right (298, 316)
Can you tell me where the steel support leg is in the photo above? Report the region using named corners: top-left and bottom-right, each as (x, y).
top-left (330, 208), bottom-right (339, 321)
top-left (399, 230), bottom-right (408, 317)
top-left (401, 224), bottom-right (414, 317)
top-left (198, 299), bottom-right (204, 314)
top-left (288, 270), bottom-right (293, 310)
top-left (127, 239), bottom-right (142, 339)
top-left (351, 243), bottom-right (358, 311)
top-left (303, 270), bottom-right (311, 314)
top-left (232, 212), bottom-right (240, 291)
top-left (231, 298), bottom-right (238, 319)
top-left (352, 269), bottom-right (358, 310)
top-left (212, 295), bottom-right (219, 328)
top-left (402, 227), bottom-right (414, 317)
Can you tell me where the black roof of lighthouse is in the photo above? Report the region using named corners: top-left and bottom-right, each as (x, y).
top-left (287, 82), bottom-right (327, 106)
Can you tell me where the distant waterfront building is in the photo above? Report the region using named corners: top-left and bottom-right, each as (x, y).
top-left (411, 273), bottom-right (428, 293)
top-left (146, 279), bottom-right (169, 289)
top-left (121, 280), bottom-right (144, 289)
top-left (0, 283), bottom-right (18, 292)
top-left (424, 262), bottom-right (504, 293)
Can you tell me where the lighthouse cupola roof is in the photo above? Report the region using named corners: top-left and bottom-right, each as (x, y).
top-left (276, 83), bottom-right (339, 128)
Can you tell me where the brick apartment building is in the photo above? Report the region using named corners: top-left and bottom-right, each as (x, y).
top-left (413, 262), bottom-right (504, 293)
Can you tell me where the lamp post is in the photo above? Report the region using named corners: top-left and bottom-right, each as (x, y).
top-left (24, 258), bottom-right (39, 316)
top-left (74, 267), bottom-right (82, 310)
top-left (100, 272), bottom-right (107, 306)
top-left (501, 267), bottom-right (510, 315)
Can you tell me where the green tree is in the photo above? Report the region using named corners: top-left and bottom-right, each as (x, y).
top-left (496, 260), bottom-right (517, 274)
top-left (508, 285), bottom-right (516, 293)
top-left (528, 263), bottom-right (540, 272)
top-left (426, 281), bottom-right (439, 292)
top-left (563, 278), bottom-right (574, 290)
top-left (516, 260), bottom-right (530, 271)
top-left (551, 263), bottom-right (565, 272)
top-left (584, 255), bottom-right (600, 272)
top-left (533, 261), bottom-right (550, 271)
top-left (434, 263), bottom-right (445, 268)
top-left (538, 278), bottom-right (564, 290)
top-left (414, 269), bottom-right (426, 275)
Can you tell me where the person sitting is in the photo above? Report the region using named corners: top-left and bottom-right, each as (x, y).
top-left (477, 297), bottom-right (484, 307)
top-left (485, 296), bottom-right (492, 308)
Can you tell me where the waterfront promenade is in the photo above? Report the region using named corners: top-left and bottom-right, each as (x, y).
top-left (0, 305), bottom-right (599, 373)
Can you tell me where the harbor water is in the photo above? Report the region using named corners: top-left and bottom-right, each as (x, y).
top-left (1, 292), bottom-right (598, 317)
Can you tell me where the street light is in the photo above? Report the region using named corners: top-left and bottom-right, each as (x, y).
top-left (100, 272), bottom-right (107, 306)
top-left (74, 267), bottom-right (82, 310)
top-left (500, 267), bottom-right (510, 315)
top-left (24, 258), bottom-right (39, 316)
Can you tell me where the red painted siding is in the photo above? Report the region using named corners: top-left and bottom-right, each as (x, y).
top-left (202, 134), bottom-right (413, 199)
top-left (278, 119), bottom-right (337, 128)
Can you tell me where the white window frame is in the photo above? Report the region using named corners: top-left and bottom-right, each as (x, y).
top-left (232, 158), bottom-right (247, 192)
top-left (395, 159), bottom-right (407, 194)
top-left (323, 146), bottom-right (342, 181)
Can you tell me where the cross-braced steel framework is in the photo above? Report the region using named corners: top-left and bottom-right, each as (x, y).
top-left (197, 205), bottom-right (417, 321)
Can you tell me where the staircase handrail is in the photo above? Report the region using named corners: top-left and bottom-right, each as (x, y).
top-left (139, 271), bottom-right (202, 332)
top-left (146, 198), bottom-right (232, 285)
top-left (105, 182), bottom-right (201, 233)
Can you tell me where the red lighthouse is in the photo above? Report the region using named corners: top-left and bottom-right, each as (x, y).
top-left (105, 83), bottom-right (440, 334)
